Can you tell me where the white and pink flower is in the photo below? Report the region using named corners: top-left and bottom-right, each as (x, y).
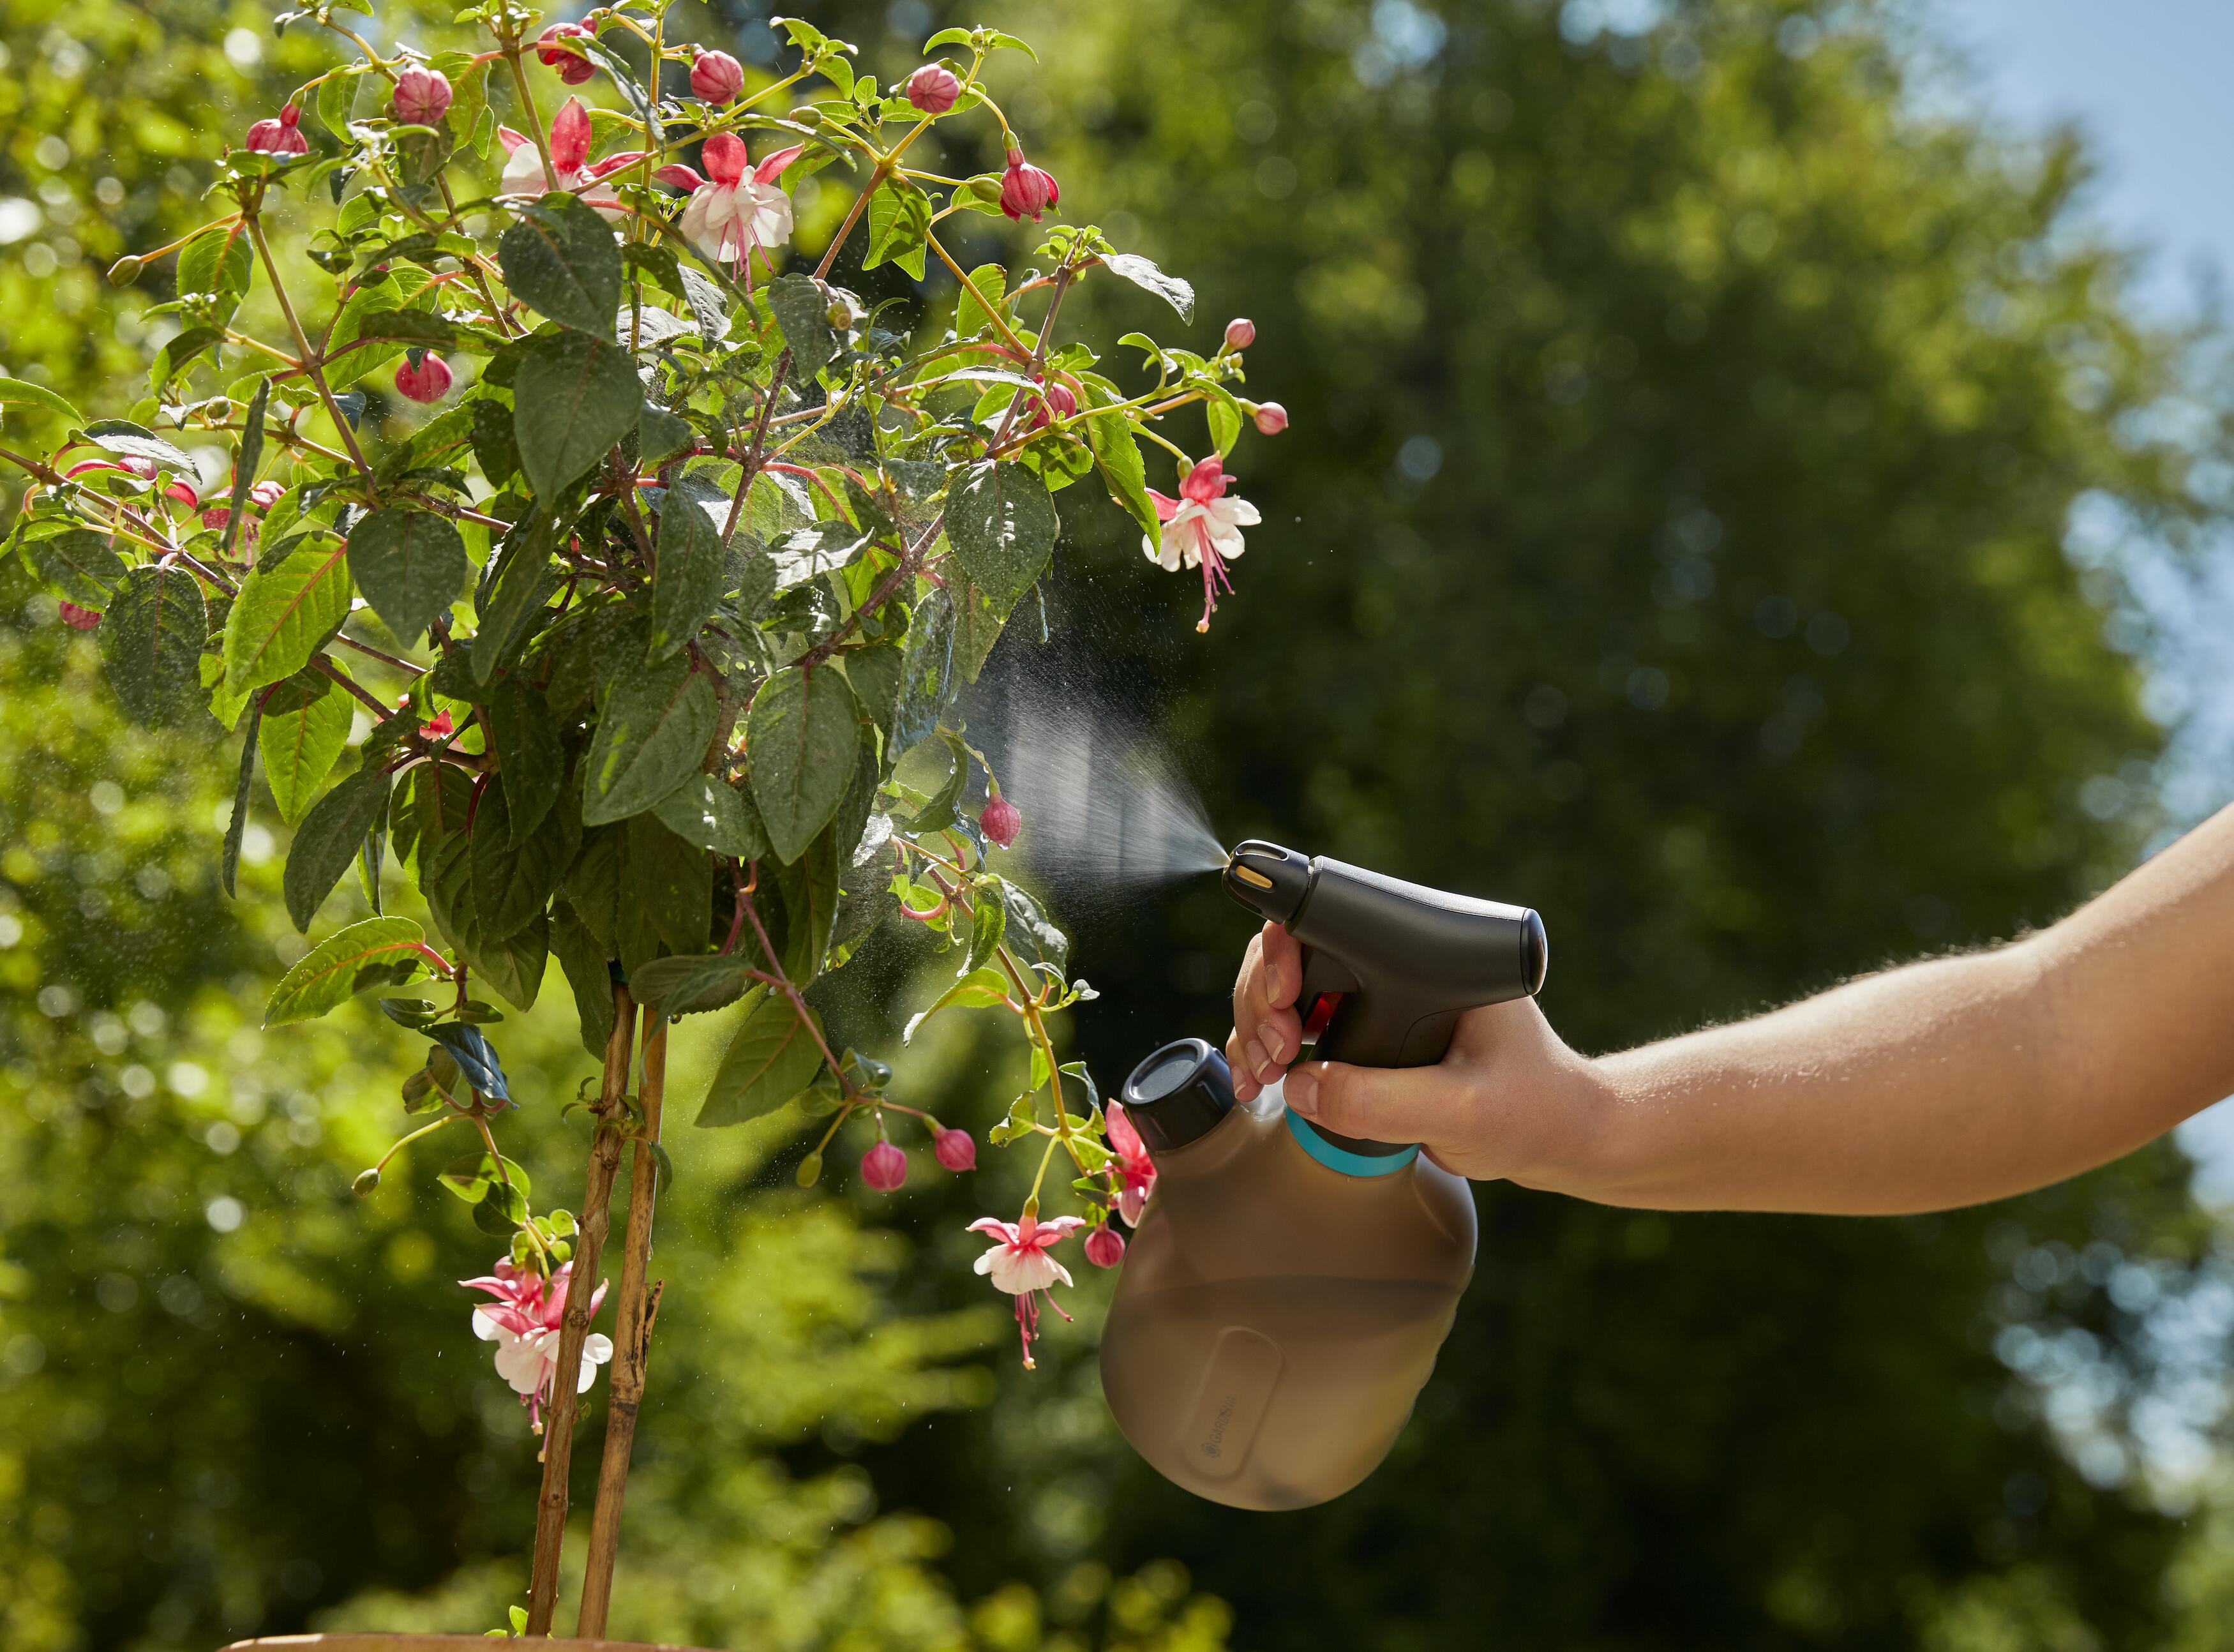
top-left (1106, 1100), bottom-right (1157, 1226)
top-left (968, 1211), bottom-right (1084, 1368)
top-left (1144, 456), bottom-right (1260, 632)
top-left (461, 1258), bottom-right (612, 1429)
top-left (654, 133), bottom-right (800, 267)
top-left (499, 97), bottom-right (645, 222)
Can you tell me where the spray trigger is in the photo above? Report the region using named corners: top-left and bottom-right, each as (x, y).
top-left (1300, 991), bottom-right (1344, 1045)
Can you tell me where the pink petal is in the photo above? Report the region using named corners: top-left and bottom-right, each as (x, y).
top-left (498, 124), bottom-right (532, 155)
top-left (1180, 456), bottom-right (1227, 505)
top-left (586, 150), bottom-right (647, 181)
top-left (1146, 488), bottom-right (1181, 523)
top-left (701, 131), bottom-right (749, 187)
top-left (550, 98), bottom-right (592, 174)
top-left (967, 1217), bottom-right (1021, 1242)
top-left (654, 163), bottom-right (707, 191)
top-left (752, 142), bottom-right (806, 184)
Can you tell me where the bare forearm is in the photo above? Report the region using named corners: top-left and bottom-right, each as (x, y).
top-left (1559, 804), bottom-right (2234, 1214)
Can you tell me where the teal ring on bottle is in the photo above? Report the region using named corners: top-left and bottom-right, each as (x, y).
top-left (1284, 1107), bottom-right (1419, 1176)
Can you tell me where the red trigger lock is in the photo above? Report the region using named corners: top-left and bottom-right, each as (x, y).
top-left (1300, 991), bottom-right (1344, 1044)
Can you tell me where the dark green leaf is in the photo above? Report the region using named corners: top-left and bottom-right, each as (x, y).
top-left (768, 271), bottom-right (837, 380)
top-left (29, 529), bottom-right (128, 608)
top-left (224, 702), bottom-right (260, 898)
top-left (776, 824), bottom-right (841, 981)
top-left (513, 333), bottom-right (642, 500)
top-left (486, 676), bottom-right (564, 844)
top-left (697, 989), bottom-right (827, 1127)
top-left (471, 513), bottom-right (563, 683)
top-left (649, 476), bottom-right (728, 659)
top-left (550, 900), bottom-right (617, 1058)
top-left (626, 813), bottom-right (714, 960)
top-left (629, 952), bottom-right (756, 1019)
top-left (842, 643), bottom-right (903, 735)
top-left (99, 564), bottom-right (208, 726)
top-left (346, 508), bottom-right (468, 644)
top-left (498, 194), bottom-right (624, 337)
top-left (284, 768), bottom-right (392, 931)
top-left (947, 460), bottom-right (1057, 617)
top-left (581, 656), bottom-right (719, 826)
top-left (225, 378), bottom-right (271, 557)
top-left (264, 916), bottom-right (433, 1025)
top-left (746, 665), bottom-right (862, 864)
top-left (652, 772), bottom-right (772, 859)
top-left (470, 776), bottom-right (574, 939)
top-left (469, 393), bottom-right (522, 484)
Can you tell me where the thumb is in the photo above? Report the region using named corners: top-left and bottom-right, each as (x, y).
top-left (1281, 1059), bottom-right (1447, 1147)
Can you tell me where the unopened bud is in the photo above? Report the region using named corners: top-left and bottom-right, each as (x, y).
top-left (394, 351), bottom-right (454, 404)
top-left (795, 1150), bottom-right (823, 1187)
top-left (933, 1128), bottom-right (977, 1172)
top-left (108, 254), bottom-right (145, 287)
top-left (690, 49), bottom-right (745, 104)
top-left (905, 63), bottom-right (962, 115)
top-left (352, 1168), bottom-right (382, 1196)
top-left (861, 1140), bottom-right (908, 1192)
top-left (391, 64), bottom-right (454, 127)
top-left (1224, 317), bottom-right (1256, 351)
top-left (1254, 401), bottom-right (1288, 436)
top-left (1085, 1226), bottom-right (1126, 1268)
top-left (979, 793), bottom-right (1021, 848)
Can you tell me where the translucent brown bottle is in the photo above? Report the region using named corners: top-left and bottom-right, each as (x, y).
top-left (1099, 1038), bottom-right (1477, 1512)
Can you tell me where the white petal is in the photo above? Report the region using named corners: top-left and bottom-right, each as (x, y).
top-left (471, 1307), bottom-right (502, 1342)
top-left (500, 144), bottom-right (550, 195)
top-left (576, 1333), bottom-right (613, 1392)
top-left (1218, 497), bottom-right (1262, 527)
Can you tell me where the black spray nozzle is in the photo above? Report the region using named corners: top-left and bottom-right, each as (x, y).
top-left (1220, 839), bottom-right (1547, 1073)
top-left (1120, 1037), bottom-right (1237, 1155)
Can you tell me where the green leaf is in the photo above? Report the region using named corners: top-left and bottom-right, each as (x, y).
top-left (463, 910), bottom-right (548, 1011)
top-left (285, 768), bottom-right (392, 931)
top-left (947, 460), bottom-right (1057, 618)
top-left (258, 670), bottom-right (352, 824)
top-left (470, 776), bottom-right (574, 940)
top-left (955, 264), bottom-right (1007, 336)
top-left (498, 194), bottom-right (624, 337)
top-left (486, 676), bottom-right (564, 844)
top-left (581, 656), bottom-right (719, 826)
top-left (27, 529), bottom-right (128, 607)
top-left (652, 772), bottom-right (772, 859)
top-left (768, 272), bottom-right (837, 381)
top-left (347, 508), bottom-right (468, 645)
top-left (469, 393), bottom-right (522, 484)
top-left (1206, 384), bottom-right (1244, 458)
top-left (176, 224), bottom-right (253, 324)
top-left (83, 421), bottom-right (195, 474)
top-left (776, 825), bottom-right (841, 981)
top-left (224, 701), bottom-right (260, 898)
top-left (1083, 385), bottom-right (1160, 542)
top-left (890, 587), bottom-right (955, 754)
top-left (550, 900), bottom-right (617, 1058)
top-left (697, 989), bottom-right (827, 1127)
top-left (948, 572), bottom-right (1005, 684)
top-left (223, 541), bottom-right (352, 697)
top-left (225, 378), bottom-right (271, 557)
top-left (264, 917), bottom-right (433, 1026)
top-left (626, 813), bottom-right (714, 959)
top-left (629, 952), bottom-right (756, 1019)
top-left (863, 177), bottom-right (932, 278)
top-left (648, 476), bottom-right (728, 659)
top-left (965, 889), bottom-right (1007, 972)
top-left (323, 266), bottom-right (434, 389)
top-left (99, 565), bottom-right (208, 726)
top-left (1098, 252), bottom-right (1196, 321)
top-left (0, 376), bottom-right (84, 426)
top-left (513, 333), bottom-right (641, 499)
top-left (841, 643), bottom-right (903, 735)
top-left (902, 965), bottom-right (1012, 1042)
top-left (746, 665), bottom-right (861, 864)
top-left (471, 513), bottom-right (562, 683)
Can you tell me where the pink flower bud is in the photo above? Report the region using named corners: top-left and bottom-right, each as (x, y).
top-left (980, 794), bottom-right (1021, 848)
top-left (537, 23), bottom-right (597, 85)
top-left (59, 601), bottom-right (103, 630)
top-left (200, 506), bottom-right (232, 534)
top-left (250, 479), bottom-right (286, 509)
top-left (394, 352), bottom-right (454, 404)
top-left (998, 151), bottom-right (1060, 223)
top-left (690, 49), bottom-right (744, 103)
top-left (1084, 1226), bottom-right (1126, 1269)
top-left (1254, 402), bottom-right (1289, 436)
top-left (163, 479), bottom-right (200, 509)
top-left (246, 103), bottom-right (310, 156)
top-left (906, 63), bottom-right (962, 114)
top-left (933, 1129), bottom-right (977, 1173)
top-left (1224, 317), bottom-right (1256, 351)
top-left (861, 1141), bottom-right (908, 1192)
top-left (391, 65), bottom-right (454, 126)
top-left (1028, 379), bottom-right (1077, 432)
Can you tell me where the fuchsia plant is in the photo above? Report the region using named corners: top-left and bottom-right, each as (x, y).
top-left (0, 2), bottom-right (1287, 1633)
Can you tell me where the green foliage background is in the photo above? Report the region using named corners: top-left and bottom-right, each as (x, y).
top-left (6, 1), bottom-right (2234, 1649)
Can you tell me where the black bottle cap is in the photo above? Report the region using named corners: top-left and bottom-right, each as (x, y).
top-left (1120, 1037), bottom-right (1236, 1155)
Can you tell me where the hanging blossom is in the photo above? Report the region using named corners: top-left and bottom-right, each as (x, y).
top-left (654, 133), bottom-right (801, 267)
top-left (461, 1258), bottom-right (612, 1429)
top-left (499, 97), bottom-right (644, 221)
top-left (968, 1212), bottom-right (1084, 1369)
top-left (1144, 455), bottom-right (1261, 633)
top-left (1106, 1100), bottom-right (1157, 1226)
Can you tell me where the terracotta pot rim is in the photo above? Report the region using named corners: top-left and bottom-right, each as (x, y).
top-left (220, 1636), bottom-right (726, 1652)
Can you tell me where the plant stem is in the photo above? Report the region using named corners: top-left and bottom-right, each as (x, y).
top-left (243, 214), bottom-right (377, 490)
top-left (524, 980), bottom-right (636, 1637)
top-left (575, 1012), bottom-right (669, 1637)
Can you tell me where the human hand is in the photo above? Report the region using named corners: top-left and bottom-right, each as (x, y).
top-left (1225, 920), bottom-right (1605, 1183)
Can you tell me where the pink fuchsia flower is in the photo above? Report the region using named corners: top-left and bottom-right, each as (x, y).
top-left (59, 602), bottom-right (102, 630)
top-left (536, 22), bottom-right (597, 84)
top-left (980, 793), bottom-right (1021, 848)
top-left (969, 1212), bottom-right (1084, 1369)
top-left (654, 133), bottom-right (801, 266)
top-left (689, 49), bottom-right (744, 104)
top-left (461, 1259), bottom-right (613, 1429)
top-left (1224, 317), bottom-right (1256, 351)
top-left (1106, 1100), bottom-right (1157, 1226)
top-left (1254, 402), bottom-right (1289, 436)
top-left (419, 707), bottom-right (454, 740)
top-left (246, 104), bottom-right (309, 156)
top-left (394, 351), bottom-right (454, 404)
top-left (861, 1140), bottom-right (908, 1192)
top-left (1026, 379), bottom-right (1077, 433)
top-left (998, 149), bottom-right (1059, 222)
top-left (933, 1127), bottom-right (977, 1172)
top-left (906, 63), bottom-right (962, 114)
top-left (392, 65), bottom-right (453, 126)
top-left (250, 479), bottom-right (286, 509)
top-left (499, 98), bottom-right (647, 221)
top-left (1084, 1226), bottom-right (1126, 1268)
top-left (1144, 456), bottom-right (1261, 632)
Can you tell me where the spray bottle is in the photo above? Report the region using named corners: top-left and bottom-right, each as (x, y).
top-left (1099, 841), bottom-right (1547, 1510)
